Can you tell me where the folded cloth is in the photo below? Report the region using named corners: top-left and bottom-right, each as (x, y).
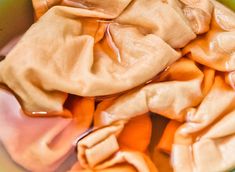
top-left (0, 0), bottom-right (235, 172)
top-left (180, 0), bottom-right (213, 34)
top-left (93, 58), bottom-right (213, 124)
top-left (172, 75), bottom-right (235, 172)
top-left (115, 0), bottom-right (196, 48)
top-left (75, 58), bottom-right (215, 171)
top-left (183, 0), bottom-right (235, 71)
top-left (0, 88), bottom-right (93, 172)
top-left (73, 58), bottom-right (214, 172)
top-left (72, 151), bottom-right (158, 172)
top-left (0, 0), bottom-right (213, 114)
top-left (76, 118), bottom-right (157, 172)
top-left (32, 0), bottom-right (132, 19)
top-left (33, 0), bottom-right (213, 48)
top-left (0, 4), bottom-right (180, 113)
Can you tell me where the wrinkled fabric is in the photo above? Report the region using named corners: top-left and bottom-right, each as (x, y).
top-left (172, 76), bottom-right (235, 172)
top-left (115, 0), bottom-right (196, 48)
top-left (33, 0), bottom-right (213, 48)
top-left (181, 0), bottom-right (213, 34)
top-left (76, 119), bottom-right (157, 172)
top-left (0, 5), bottom-right (180, 113)
top-left (0, 0), bottom-right (235, 172)
top-left (0, 0), bottom-right (214, 114)
top-left (94, 58), bottom-right (209, 123)
top-left (0, 88), bottom-right (93, 172)
top-left (183, 0), bottom-right (235, 71)
top-left (68, 2), bottom-right (234, 171)
top-left (32, 0), bottom-right (133, 19)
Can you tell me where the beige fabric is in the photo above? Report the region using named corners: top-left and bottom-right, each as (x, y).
top-left (61, 0), bottom-right (133, 18)
top-left (0, 0), bottom-right (214, 113)
top-left (116, 0), bottom-right (213, 48)
top-left (74, 58), bottom-right (213, 171)
top-left (183, 1), bottom-right (235, 71)
top-left (69, 152), bottom-right (156, 172)
top-left (172, 76), bottom-right (235, 172)
top-left (33, 0), bottom-right (213, 47)
top-left (77, 122), bottom-right (125, 168)
top-left (32, 0), bottom-right (61, 19)
top-left (227, 71), bottom-right (235, 89)
top-left (115, 0), bottom-right (196, 48)
top-left (33, 0), bottom-right (132, 19)
top-left (181, 0), bottom-right (213, 34)
top-left (169, 4), bottom-right (235, 168)
top-left (1, 0), bottom-right (235, 172)
top-left (76, 121), bottom-right (157, 172)
top-left (94, 58), bottom-right (209, 124)
top-left (0, 5), bottom-right (180, 113)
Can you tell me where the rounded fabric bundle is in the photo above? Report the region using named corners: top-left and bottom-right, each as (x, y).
top-left (0, 0), bottom-right (235, 172)
top-left (0, 0), bottom-right (213, 113)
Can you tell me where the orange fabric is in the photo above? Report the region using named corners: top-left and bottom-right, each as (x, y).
top-left (66, 96), bottom-right (94, 121)
top-left (118, 114), bottom-right (152, 152)
top-left (157, 120), bottom-right (182, 154)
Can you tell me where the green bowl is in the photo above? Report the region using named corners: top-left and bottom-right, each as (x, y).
top-left (0, 0), bottom-right (34, 49)
top-left (218, 0), bottom-right (235, 11)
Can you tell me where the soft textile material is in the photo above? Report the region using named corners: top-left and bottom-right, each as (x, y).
top-left (0, 88), bottom-right (93, 172)
top-left (0, 0), bottom-right (213, 114)
top-left (172, 76), bottom-right (235, 172)
top-left (76, 120), bottom-right (157, 172)
top-left (71, 2), bottom-right (235, 171)
top-left (94, 58), bottom-right (207, 123)
top-left (183, 0), bottom-right (235, 71)
top-left (0, 0), bottom-right (235, 172)
top-left (32, 0), bottom-right (133, 19)
top-left (0, 5), bottom-right (180, 113)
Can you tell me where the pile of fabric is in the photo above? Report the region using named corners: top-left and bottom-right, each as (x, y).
top-left (0, 0), bottom-right (235, 171)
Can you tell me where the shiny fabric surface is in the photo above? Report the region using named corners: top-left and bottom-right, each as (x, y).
top-left (0, 0), bottom-right (235, 172)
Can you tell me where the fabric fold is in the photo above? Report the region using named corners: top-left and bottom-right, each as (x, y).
top-left (94, 58), bottom-right (209, 124)
top-left (0, 88), bottom-right (93, 172)
top-left (0, 0), bottom-right (235, 172)
top-left (180, 0), bottom-right (213, 34)
top-left (32, 0), bottom-right (133, 19)
top-left (0, 5), bottom-right (180, 113)
top-left (70, 151), bottom-right (157, 172)
top-left (172, 76), bottom-right (235, 172)
top-left (115, 0), bottom-right (196, 48)
top-left (183, 0), bottom-right (235, 72)
top-left (76, 116), bottom-right (156, 172)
